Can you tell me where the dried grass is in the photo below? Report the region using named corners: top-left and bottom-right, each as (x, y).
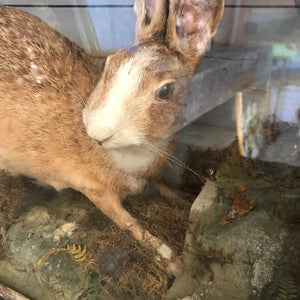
top-left (0, 171), bottom-right (24, 252)
top-left (85, 192), bottom-right (192, 299)
top-left (86, 224), bottom-right (167, 299)
top-left (125, 194), bottom-right (191, 256)
top-left (181, 145), bottom-right (234, 196)
top-left (0, 171), bottom-right (23, 221)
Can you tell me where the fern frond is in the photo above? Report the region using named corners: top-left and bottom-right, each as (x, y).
top-left (37, 247), bottom-right (61, 269)
top-left (37, 244), bottom-right (87, 269)
top-left (275, 273), bottom-right (298, 300)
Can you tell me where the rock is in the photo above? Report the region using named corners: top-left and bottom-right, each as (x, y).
top-left (0, 189), bottom-right (105, 300)
top-left (168, 155), bottom-right (299, 299)
top-left (167, 274), bottom-right (199, 299)
top-left (54, 222), bottom-right (78, 242)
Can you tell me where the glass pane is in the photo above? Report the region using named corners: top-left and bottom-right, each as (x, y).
top-left (0, 1), bottom-right (299, 299)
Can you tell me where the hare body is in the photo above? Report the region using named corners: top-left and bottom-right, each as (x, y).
top-left (0, 6), bottom-right (100, 187)
top-left (0, 1), bottom-right (224, 274)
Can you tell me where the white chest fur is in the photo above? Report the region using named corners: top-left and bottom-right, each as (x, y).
top-left (109, 146), bottom-right (157, 175)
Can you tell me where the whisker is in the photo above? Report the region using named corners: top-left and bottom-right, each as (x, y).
top-left (143, 139), bottom-right (206, 183)
top-left (143, 142), bottom-right (173, 168)
top-left (163, 151), bottom-right (206, 183)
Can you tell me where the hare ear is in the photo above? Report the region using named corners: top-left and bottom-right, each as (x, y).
top-left (134, 0), bottom-right (168, 44)
top-left (167, 0), bottom-right (224, 63)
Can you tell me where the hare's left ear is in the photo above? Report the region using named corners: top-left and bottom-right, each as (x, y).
top-left (134, 0), bottom-right (168, 44)
top-left (167, 0), bottom-right (224, 63)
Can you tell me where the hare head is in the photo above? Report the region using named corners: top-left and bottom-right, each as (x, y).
top-left (82, 0), bottom-right (224, 150)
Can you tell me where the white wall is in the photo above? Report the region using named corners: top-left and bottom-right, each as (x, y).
top-left (0, 0), bottom-right (136, 53)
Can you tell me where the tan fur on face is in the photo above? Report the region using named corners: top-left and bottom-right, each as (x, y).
top-left (83, 44), bottom-right (188, 149)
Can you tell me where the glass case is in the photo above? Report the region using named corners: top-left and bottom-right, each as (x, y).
top-left (0, 1), bottom-right (299, 299)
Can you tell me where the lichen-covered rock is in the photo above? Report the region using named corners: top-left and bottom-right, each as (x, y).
top-left (0, 204), bottom-right (92, 300)
top-left (168, 155), bottom-right (299, 300)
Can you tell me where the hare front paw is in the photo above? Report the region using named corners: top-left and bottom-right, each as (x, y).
top-left (155, 243), bottom-right (183, 276)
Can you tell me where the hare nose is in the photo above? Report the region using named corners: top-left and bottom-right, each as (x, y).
top-left (96, 135), bottom-right (113, 146)
top-left (88, 125), bottom-right (116, 145)
top-left (82, 108), bottom-right (118, 143)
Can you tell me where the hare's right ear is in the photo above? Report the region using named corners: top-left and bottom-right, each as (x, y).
top-left (167, 0), bottom-right (224, 64)
top-left (134, 0), bottom-right (168, 44)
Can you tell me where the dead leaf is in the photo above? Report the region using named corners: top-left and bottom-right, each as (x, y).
top-left (220, 185), bottom-right (256, 225)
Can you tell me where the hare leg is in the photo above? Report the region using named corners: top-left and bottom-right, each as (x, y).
top-left (83, 188), bottom-right (182, 275)
top-left (155, 180), bottom-right (181, 201)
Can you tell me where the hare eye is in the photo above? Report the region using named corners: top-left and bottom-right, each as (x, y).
top-left (156, 83), bottom-right (173, 101)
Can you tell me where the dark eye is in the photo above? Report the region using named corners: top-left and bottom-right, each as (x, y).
top-left (156, 83), bottom-right (173, 101)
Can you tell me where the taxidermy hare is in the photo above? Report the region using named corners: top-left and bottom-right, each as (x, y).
top-left (0, 0), bottom-right (224, 274)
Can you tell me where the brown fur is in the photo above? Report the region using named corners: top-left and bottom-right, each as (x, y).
top-left (0, 1), bottom-right (224, 274)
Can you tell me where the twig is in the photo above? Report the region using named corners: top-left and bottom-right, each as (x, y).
top-left (0, 283), bottom-right (30, 300)
top-left (236, 91), bottom-right (245, 156)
